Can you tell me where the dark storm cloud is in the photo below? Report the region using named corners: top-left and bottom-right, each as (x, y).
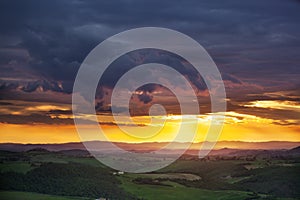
top-left (21, 80), bottom-right (62, 93)
top-left (1, 0), bottom-right (299, 84)
top-left (0, 0), bottom-right (299, 122)
top-left (137, 92), bottom-right (153, 104)
top-left (95, 101), bottom-right (127, 114)
top-left (99, 49), bottom-right (208, 91)
top-left (47, 109), bottom-right (73, 115)
top-left (0, 113), bottom-right (74, 125)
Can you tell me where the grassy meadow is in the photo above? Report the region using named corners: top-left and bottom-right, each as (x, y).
top-left (0, 148), bottom-right (299, 200)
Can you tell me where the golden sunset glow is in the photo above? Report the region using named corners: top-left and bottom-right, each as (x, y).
top-left (244, 100), bottom-right (300, 111)
top-left (1, 110), bottom-right (299, 144)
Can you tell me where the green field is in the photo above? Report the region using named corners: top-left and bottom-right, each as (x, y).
top-left (0, 162), bottom-right (32, 173)
top-left (0, 149), bottom-right (299, 200)
top-left (118, 175), bottom-right (253, 200)
top-left (0, 191), bottom-right (90, 200)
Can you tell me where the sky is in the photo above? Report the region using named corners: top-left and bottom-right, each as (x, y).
top-left (0, 0), bottom-right (300, 144)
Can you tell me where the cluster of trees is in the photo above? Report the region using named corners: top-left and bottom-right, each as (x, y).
top-left (239, 166), bottom-right (300, 198)
top-left (0, 162), bottom-right (137, 200)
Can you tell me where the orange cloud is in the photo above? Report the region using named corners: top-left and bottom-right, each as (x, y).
top-left (1, 111), bottom-right (299, 144)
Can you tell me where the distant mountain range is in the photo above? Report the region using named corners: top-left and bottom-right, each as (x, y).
top-left (0, 141), bottom-right (299, 153)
